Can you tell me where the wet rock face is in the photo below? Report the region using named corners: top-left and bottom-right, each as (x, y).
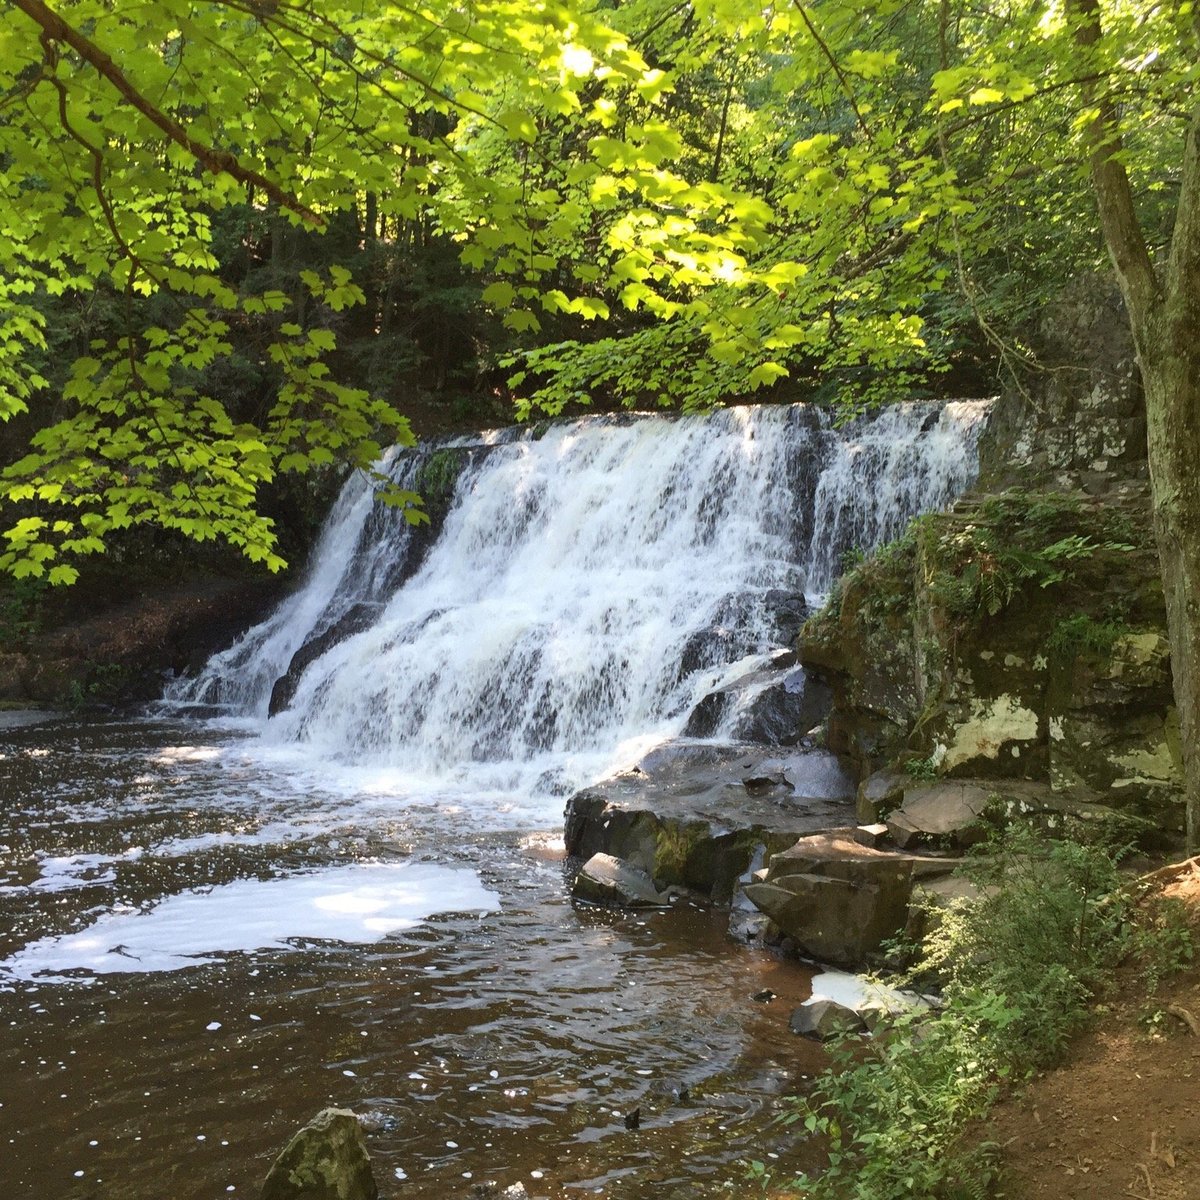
top-left (563, 742), bottom-right (855, 903)
top-left (268, 602), bottom-right (381, 716)
top-left (799, 485), bottom-right (1184, 833)
top-left (682, 657), bottom-right (832, 746)
top-left (260, 1108), bottom-right (378, 1200)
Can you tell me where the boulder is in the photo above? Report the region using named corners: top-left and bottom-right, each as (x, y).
top-left (885, 782), bottom-right (996, 849)
top-left (789, 998), bottom-right (867, 1040)
top-left (742, 830), bottom-right (961, 967)
top-left (260, 1108), bottom-right (377, 1200)
top-left (572, 853), bottom-right (668, 908)
top-left (744, 872), bottom-right (910, 967)
top-left (564, 742), bottom-right (855, 902)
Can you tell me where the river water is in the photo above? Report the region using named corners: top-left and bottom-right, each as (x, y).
top-left (0, 403), bottom-right (989, 1198)
top-left (0, 713), bottom-right (833, 1200)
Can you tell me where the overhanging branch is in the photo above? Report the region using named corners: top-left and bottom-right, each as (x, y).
top-left (11, 0), bottom-right (321, 226)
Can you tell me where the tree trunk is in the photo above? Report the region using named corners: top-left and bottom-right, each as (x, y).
top-left (1140, 339), bottom-right (1200, 851)
top-left (1069, 0), bottom-right (1200, 848)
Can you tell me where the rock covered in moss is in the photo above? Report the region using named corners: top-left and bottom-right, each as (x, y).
top-left (260, 1108), bottom-right (378, 1200)
top-left (799, 484), bottom-right (1184, 834)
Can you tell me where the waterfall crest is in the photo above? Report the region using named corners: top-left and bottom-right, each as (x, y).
top-left (165, 401), bottom-right (990, 794)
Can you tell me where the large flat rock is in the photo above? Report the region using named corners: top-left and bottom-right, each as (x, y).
top-left (564, 741), bottom-right (855, 902)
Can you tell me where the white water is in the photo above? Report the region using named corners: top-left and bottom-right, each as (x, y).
top-left (166, 402), bottom-right (989, 800)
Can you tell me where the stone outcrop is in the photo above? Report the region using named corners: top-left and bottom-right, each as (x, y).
top-left (742, 829), bottom-right (962, 967)
top-left (978, 273), bottom-right (1146, 497)
top-left (799, 484), bottom-right (1183, 837)
top-left (260, 1108), bottom-right (378, 1200)
top-left (564, 741), bottom-right (855, 903)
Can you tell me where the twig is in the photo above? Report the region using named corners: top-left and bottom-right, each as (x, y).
top-left (11, 0), bottom-right (320, 224)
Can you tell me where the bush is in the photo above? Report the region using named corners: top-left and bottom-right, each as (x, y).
top-left (780, 828), bottom-right (1168, 1200)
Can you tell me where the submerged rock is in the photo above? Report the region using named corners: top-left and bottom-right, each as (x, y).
top-left (469, 1184), bottom-right (528, 1199)
top-left (572, 853), bottom-right (669, 908)
top-left (260, 1108), bottom-right (378, 1200)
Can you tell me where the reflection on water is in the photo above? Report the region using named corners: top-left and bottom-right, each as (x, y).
top-left (0, 715), bottom-right (827, 1200)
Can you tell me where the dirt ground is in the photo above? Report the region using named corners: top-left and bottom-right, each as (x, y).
top-left (987, 866), bottom-right (1200, 1200)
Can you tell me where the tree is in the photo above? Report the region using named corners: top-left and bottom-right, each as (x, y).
top-left (0, 0), bottom-right (658, 578)
top-left (1062, 0), bottom-right (1200, 850)
top-left (4, 0), bottom-right (1200, 846)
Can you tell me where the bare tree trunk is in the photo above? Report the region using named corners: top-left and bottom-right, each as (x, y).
top-left (1141, 350), bottom-right (1200, 850)
top-left (1070, 0), bottom-right (1200, 848)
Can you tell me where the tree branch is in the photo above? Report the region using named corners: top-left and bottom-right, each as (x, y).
top-left (10, 0), bottom-right (321, 226)
top-left (790, 0), bottom-right (873, 141)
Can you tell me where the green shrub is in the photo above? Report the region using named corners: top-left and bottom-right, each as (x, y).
top-left (779, 828), bottom-right (1179, 1200)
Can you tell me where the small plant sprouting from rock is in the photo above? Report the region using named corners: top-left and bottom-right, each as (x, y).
top-left (1046, 613), bottom-right (1131, 660)
top-left (903, 754), bottom-right (938, 781)
top-left (414, 448), bottom-right (464, 512)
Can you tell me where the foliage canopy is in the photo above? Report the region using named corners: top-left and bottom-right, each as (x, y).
top-left (1, 0), bottom-right (1196, 579)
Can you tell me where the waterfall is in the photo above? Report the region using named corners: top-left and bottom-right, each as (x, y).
top-left (165, 400), bottom-right (990, 794)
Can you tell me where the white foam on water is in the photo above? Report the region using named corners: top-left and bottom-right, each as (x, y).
top-left (1, 862), bottom-right (499, 980)
top-left (808, 969), bottom-right (920, 1014)
top-left (0, 849), bottom-right (146, 895)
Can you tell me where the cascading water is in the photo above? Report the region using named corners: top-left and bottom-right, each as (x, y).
top-left (166, 400), bottom-right (991, 796)
top-left (0, 397), bottom-right (994, 1200)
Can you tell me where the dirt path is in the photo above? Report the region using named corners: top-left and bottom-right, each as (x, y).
top-left (988, 870), bottom-right (1200, 1200)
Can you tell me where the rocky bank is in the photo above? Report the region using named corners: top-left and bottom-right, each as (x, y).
top-left (568, 287), bottom-right (1183, 971)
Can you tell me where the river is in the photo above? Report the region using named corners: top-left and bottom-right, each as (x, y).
top-left (0, 402), bottom-right (989, 1198)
